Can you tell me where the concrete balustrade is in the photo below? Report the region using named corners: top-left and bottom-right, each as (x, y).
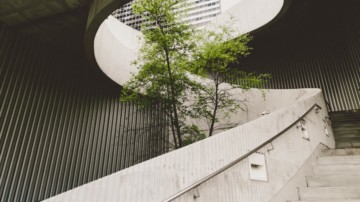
top-left (44, 88), bottom-right (335, 202)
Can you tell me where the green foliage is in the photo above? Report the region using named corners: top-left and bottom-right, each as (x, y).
top-left (191, 25), bottom-right (251, 78)
top-left (189, 22), bottom-right (271, 136)
top-left (121, 0), bottom-right (201, 149)
top-left (121, 0), bottom-right (270, 148)
top-left (182, 125), bottom-right (206, 146)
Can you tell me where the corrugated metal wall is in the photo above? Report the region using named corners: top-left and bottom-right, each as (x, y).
top-left (241, 34), bottom-right (360, 112)
top-left (239, 0), bottom-right (360, 112)
top-left (0, 23), bottom-right (167, 202)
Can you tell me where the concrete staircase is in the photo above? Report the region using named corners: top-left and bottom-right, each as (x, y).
top-left (331, 111), bottom-right (360, 149)
top-left (291, 148), bottom-right (360, 202)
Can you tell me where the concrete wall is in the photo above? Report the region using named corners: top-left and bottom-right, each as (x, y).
top-left (190, 86), bottom-right (317, 135)
top-left (212, 0), bottom-right (283, 34)
top-left (174, 116), bottom-right (330, 202)
top-left (44, 88), bottom-right (335, 202)
top-left (269, 144), bottom-right (327, 202)
top-left (94, 16), bottom-right (140, 85)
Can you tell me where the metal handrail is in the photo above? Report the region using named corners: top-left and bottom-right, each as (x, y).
top-left (162, 103), bottom-right (322, 202)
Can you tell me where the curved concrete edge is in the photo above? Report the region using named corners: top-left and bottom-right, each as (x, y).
top-left (43, 88), bottom-right (335, 202)
top-left (91, 0), bottom-right (289, 85)
top-left (84, 0), bottom-right (131, 66)
top-left (211, 0), bottom-right (284, 34)
top-left (94, 16), bottom-right (141, 85)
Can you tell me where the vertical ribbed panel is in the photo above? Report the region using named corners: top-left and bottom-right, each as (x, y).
top-left (0, 24), bottom-right (167, 202)
top-left (239, 8), bottom-right (360, 112)
top-left (241, 35), bottom-right (360, 112)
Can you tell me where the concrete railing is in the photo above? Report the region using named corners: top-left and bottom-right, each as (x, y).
top-left (163, 103), bottom-right (323, 201)
top-left (44, 88), bottom-right (335, 202)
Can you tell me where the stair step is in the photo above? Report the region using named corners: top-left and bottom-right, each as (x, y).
top-left (299, 187), bottom-right (360, 200)
top-left (335, 138), bottom-right (360, 143)
top-left (333, 115), bottom-right (360, 118)
top-left (334, 133), bottom-right (360, 137)
top-left (335, 140), bottom-right (360, 146)
top-left (335, 139), bottom-right (360, 143)
top-left (330, 111), bottom-right (360, 116)
top-left (332, 122), bottom-right (360, 125)
top-left (332, 122), bottom-right (360, 124)
top-left (332, 118), bottom-right (360, 120)
top-left (291, 200), bottom-right (360, 202)
top-left (318, 155), bottom-right (360, 165)
top-left (307, 175), bottom-right (360, 187)
top-left (334, 134), bottom-right (360, 138)
top-left (334, 130), bottom-right (360, 135)
top-left (314, 165), bottom-right (360, 175)
top-left (336, 142), bottom-right (360, 149)
top-left (333, 117), bottom-right (360, 120)
top-left (333, 126), bottom-right (360, 129)
top-left (322, 149), bottom-right (360, 156)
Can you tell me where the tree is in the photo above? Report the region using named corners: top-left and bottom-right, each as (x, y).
top-left (121, 0), bottom-right (270, 148)
top-left (120, 0), bottom-right (203, 149)
top-left (189, 23), bottom-right (270, 137)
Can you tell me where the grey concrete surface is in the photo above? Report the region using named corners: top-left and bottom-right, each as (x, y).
top-left (44, 89), bottom-right (335, 202)
top-left (307, 175), bottom-right (360, 187)
top-left (0, 0), bottom-right (92, 54)
top-left (314, 165), bottom-right (360, 176)
top-left (322, 148), bottom-right (360, 156)
top-left (318, 156), bottom-right (360, 165)
top-left (299, 187), bottom-right (360, 200)
top-left (292, 200), bottom-right (360, 202)
top-left (269, 144), bottom-right (326, 202)
top-left (295, 148), bottom-right (360, 201)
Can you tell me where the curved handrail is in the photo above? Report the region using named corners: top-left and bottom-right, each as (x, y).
top-left (162, 103), bottom-right (322, 202)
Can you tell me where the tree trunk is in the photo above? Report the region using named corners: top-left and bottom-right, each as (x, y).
top-left (209, 77), bottom-right (220, 137)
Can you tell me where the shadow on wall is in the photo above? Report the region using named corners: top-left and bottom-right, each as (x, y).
top-left (239, 0), bottom-right (360, 112)
top-left (0, 23), bottom-right (168, 202)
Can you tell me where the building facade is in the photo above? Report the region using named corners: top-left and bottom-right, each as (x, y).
top-left (112, 0), bottom-right (222, 30)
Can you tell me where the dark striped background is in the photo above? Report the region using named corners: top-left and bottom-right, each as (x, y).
top-left (0, 23), bottom-right (167, 202)
top-left (240, 0), bottom-right (360, 112)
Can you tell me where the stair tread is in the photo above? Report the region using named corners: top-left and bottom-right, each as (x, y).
top-left (336, 136), bottom-right (360, 139)
top-left (299, 187), bottom-right (360, 200)
top-left (336, 143), bottom-right (360, 149)
top-left (333, 127), bottom-right (360, 130)
top-left (318, 155), bottom-right (360, 165)
top-left (336, 140), bottom-right (360, 143)
top-left (292, 200), bottom-right (360, 202)
top-left (314, 165), bottom-right (360, 175)
top-left (322, 149), bottom-right (360, 156)
top-left (330, 111), bottom-right (360, 115)
top-left (307, 175), bottom-right (360, 187)
top-left (292, 201), bottom-right (360, 202)
top-left (334, 131), bottom-right (360, 135)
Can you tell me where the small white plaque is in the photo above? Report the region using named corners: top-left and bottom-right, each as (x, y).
top-left (249, 153), bottom-right (268, 181)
